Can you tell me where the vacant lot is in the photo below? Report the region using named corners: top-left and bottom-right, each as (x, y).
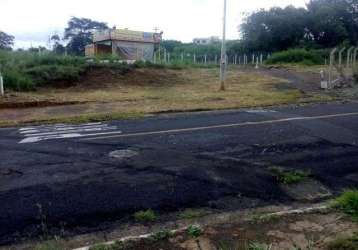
top-left (0, 66), bottom-right (336, 126)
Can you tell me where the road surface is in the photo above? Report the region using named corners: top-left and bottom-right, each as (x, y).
top-left (0, 102), bottom-right (357, 244)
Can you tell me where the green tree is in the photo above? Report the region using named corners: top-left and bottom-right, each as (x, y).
top-left (64, 17), bottom-right (108, 55)
top-left (51, 35), bottom-right (66, 55)
top-left (0, 31), bottom-right (14, 50)
top-left (241, 6), bottom-right (307, 52)
top-left (305, 0), bottom-right (358, 47)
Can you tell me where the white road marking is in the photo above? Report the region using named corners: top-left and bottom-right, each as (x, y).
top-left (18, 122), bottom-right (122, 144)
top-left (81, 111), bottom-right (358, 141)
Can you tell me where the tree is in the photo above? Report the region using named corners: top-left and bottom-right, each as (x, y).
top-left (64, 17), bottom-right (108, 55)
top-left (241, 6), bottom-right (307, 52)
top-left (0, 31), bottom-right (14, 50)
top-left (51, 34), bottom-right (66, 55)
top-left (305, 0), bottom-right (358, 47)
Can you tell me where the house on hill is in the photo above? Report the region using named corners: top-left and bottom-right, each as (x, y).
top-left (85, 28), bottom-right (162, 61)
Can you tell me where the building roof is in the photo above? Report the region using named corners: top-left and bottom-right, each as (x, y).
top-left (93, 29), bottom-right (162, 44)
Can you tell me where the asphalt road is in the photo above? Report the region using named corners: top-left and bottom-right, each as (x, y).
top-left (0, 102), bottom-right (358, 244)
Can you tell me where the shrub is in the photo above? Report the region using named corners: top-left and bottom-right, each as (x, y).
top-left (269, 166), bottom-right (310, 184)
top-left (150, 230), bottom-right (173, 241)
top-left (3, 69), bottom-right (35, 91)
top-left (133, 209), bottom-right (157, 222)
top-left (326, 234), bottom-right (358, 250)
top-left (266, 49), bottom-right (324, 65)
top-left (334, 190), bottom-right (358, 221)
top-left (187, 225), bottom-right (202, 238)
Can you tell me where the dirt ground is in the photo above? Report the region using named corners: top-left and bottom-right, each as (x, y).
top-left (0, 65), bottom-right (343, 126)
top-left (8, 206), bottom-right (357, 250)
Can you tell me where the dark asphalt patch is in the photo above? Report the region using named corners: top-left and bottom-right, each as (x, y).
top-left (0, 102), bottom-right (357, 245)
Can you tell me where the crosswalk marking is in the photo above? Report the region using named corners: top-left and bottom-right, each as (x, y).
top-left (18, 123), bottom-right (122, 144)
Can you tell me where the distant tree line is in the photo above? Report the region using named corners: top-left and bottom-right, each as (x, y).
top-left (1, 0), bottom-right (357, 56)
top-left (240, 0), bottom-right (358, 52)
top-left (162, 0), bottom-right (358, 56)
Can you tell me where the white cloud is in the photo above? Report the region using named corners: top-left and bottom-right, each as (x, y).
top-left (0, 0), bottom-right (307, 48)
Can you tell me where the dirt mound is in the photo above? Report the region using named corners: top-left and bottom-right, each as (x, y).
top-left (77, 67), bottom-right (187, 88)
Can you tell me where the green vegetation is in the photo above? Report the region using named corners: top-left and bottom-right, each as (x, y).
top-left (34, 240), bottom-right (64, 250)
top-left (334, 190), bottom-right (358, 221)
top-left (187, 225), bottom-right (202, 238)
top-left (90, 241), bottom-right (125, 250)
top-left (248, 242), bottom-right (272, 250)
top-left (266, 49), bottom-right (324, 65)
top-left (150, 230), bottom-right (174, 241)
top-left (326, 234), bottom-right (358, 250)
top-left (178, 208), bottom-right (207, 219)
top-left (269, 166), bottom-right (311, 184)
top-left (0, 50), bottom-right (86, 90)
top-left (133, 209), bottom-right (157, 222)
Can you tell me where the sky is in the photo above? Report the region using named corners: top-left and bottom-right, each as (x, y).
top-left (0, 0), bottom-right (308, 48)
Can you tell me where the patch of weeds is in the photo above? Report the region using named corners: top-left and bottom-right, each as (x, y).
top-left (150, 230), bottom-right (174, 241)
top-left (334, 189), bottom-right (358, 221)
top-left (178, 208), bottom-right (207, 219)
top-left (250, 212), bottom-right (280, 223)
top-left (248, 242), bottom-right (272, 250)
top-left (326, 233), bottom-right (358, 250)
top-left (34, 240), bottom-right (64, 250)
top-left (133, 209), bottom-right (157, 222)
top-left (90, 241), bottom-right (125, 250)
top-left (187, 225), bottom-right (202, 238)
top-left (269, 166), bottom-right (310, 185)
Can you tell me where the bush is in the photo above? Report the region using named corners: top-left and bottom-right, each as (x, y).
top-left (133, 209), bottom-right (157, 222)
top-left (266, 49), bottom-right (324, 65)
top-left (334, 189), bottom-right (358, 221)
top-left (3, 70), bottom-right (35, 91)
top-left (25, 65), bottom-right (85, 86)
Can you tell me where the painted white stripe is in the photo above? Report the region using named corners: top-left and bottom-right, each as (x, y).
top-left (20, 124), bottom-right (109, 134)
top-left (81, 111), bottom-right (358, 141)
top-left (19, 130), bottom-right (123, 144)
top-left (23, 126), bottom-right (118, 137)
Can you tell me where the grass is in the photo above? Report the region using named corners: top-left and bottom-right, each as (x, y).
top-left (326, 234), bottom-right (358, 250)
top-left (187, 225), bottom-right (202, 238)
top-left (133, 209), bottom-right (157, 222)
top-left (150, 230), bottom-right (174, 241)
top-left (90, 241), bottom-right (125, 250)
top-left (1, 66), bottom-right (330, 126)
top-left (334, 189), bottom-right (358, 221)
top-left (269, 166), bottom-right (311, 185)
top-left (178, 208), bottom-right (208, 219)
top-left (248, 242), bottom-right (272, 250)
top-left (34, 240), bottom-right (64, 250)
top-left (266, 49), bottom-right (324, 65)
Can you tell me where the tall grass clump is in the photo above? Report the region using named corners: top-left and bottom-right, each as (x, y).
top-left (0, 50), bottom-right (86, 91)
top-left (334, 189), bottom-right (358, 221)
top-left (266, 49), bottom-right (324, 65)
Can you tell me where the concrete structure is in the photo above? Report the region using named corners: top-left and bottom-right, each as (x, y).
top-left (85, 29), bottom-right (162, 61)
top-left (193, 36), bottom-right (220, 45)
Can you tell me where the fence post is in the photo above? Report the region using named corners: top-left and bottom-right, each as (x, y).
top-left (204, 54), bottom-right (207, 64)
top-left (255, 56), bottom-right (259, 69)
top-left (252, 54), bottom-right (255, 64)
top-left (353, 47), bottom-right (358, 67)
top-left (168, 52), bottom-right (171, 64)
top-left (193, 54), bottom-right (196, 64)
top-left (238, 56), bottom-right (241, 65)
top-left (0, 72), bottom-right (4, 96)
top-left (329, 48), bottom-right (338, 88)
top-left (260, 54), bottom-right (263, 64)
top-left (338, 47), bottom-right (346, 68)
top-left (163, 49), bottom-right (167, 64)
top-left (347, 46), bottom-right (354, 68)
